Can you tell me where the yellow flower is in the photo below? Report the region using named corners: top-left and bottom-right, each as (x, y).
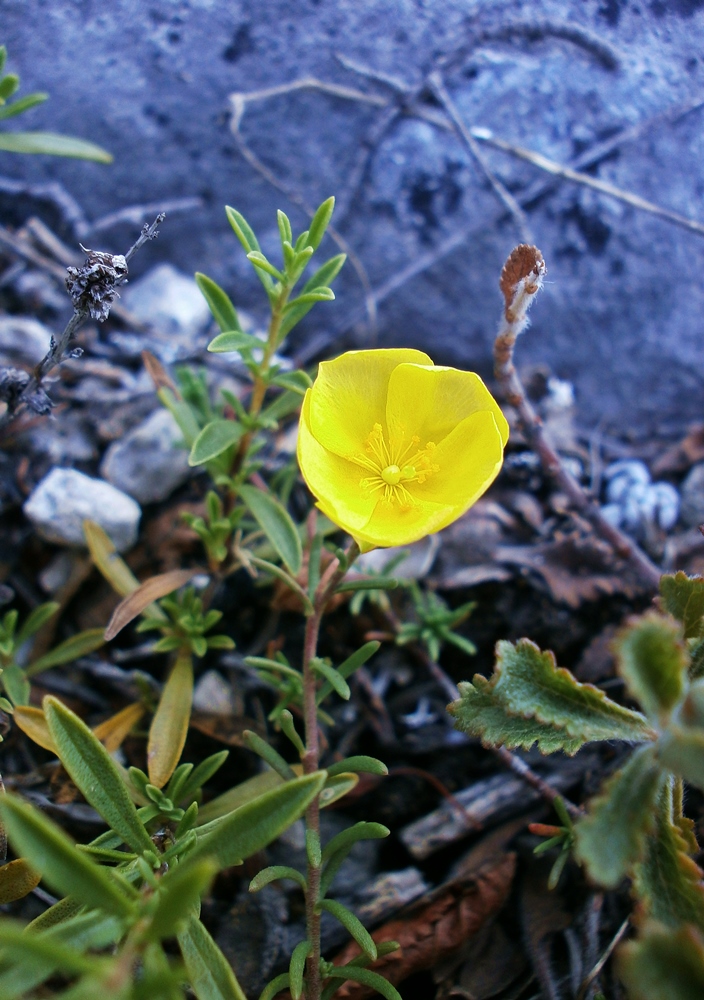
top-left (297, 349), bottom-right (509, 551)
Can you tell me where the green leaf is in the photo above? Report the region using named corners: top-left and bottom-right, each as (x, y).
top-left (147, 652), bottom-right (194, 788)
top-left (83, 519), bottom-right (148, 600)
top-left (320, 822), bottom-right (389, 897)
top-left (277, 299), bottom-right (316, 339)
top-left (306, 197), bottom-right (335, 250)
top-left (158, 387), bottom-right (201, 449)
top-left (289, 939), bottom-right (311, 1000)
top-left (661, 572), bottom-right (704, 640)
top-left (0, 91), bottom-right (48, 120)
top-left (337, 577), bottom-right (399, 593)
top-left (259, 974), bottom-right (291, 1000)
top-left (239, 484), bottom-right (302, 575)
top-left (633, 785), bottom-right (704, 931)
top-left (448, 674), bottom-right (585, 754)
top-left (319, 772), bottom-right (358, 809)
top-left (247, 251), bottom-right (284, 281)
top-left (243, 729), bottom-right (297, 781)
top-left (0, 130), bottom-right (112, 161)
top-left (616, 612), bottom-right (688, 720)
top-left (284, 287), bottom-right (334, 309)
top-left (0, 919), bottom-right (99, 976)
top-left (191, 771), bottom-right (326, 869)
top-left (617, 922), bottom-right (704, 1000)
top-left (270, 370), bottom-right (313, 394)
top-left (316, 641), bottom-right (380, 705)
top-left (196, 771), bottom-right (283, 825)
top-left (178, 751), bottom-right (229, 805)
top-left (195, 273), bottom-right (242, 333)
top-left (178, 915), bottom-right (248, 1000)
top-left (324, 966), bottom-right (401, 1000)
top-left (149, 859), bottom-right (217, 940)
top-left (574, 746), bottom-right (664, 888)
top-left (207, 330), bottom-right (263, 354)
top-left (319, 899), bottom-right (376, 959)
top-left (312, 659), bottom-right (350, 700)
top-left (26, 628), bottom-right (105, 676)
top-left (458, 639), bottom-right (654, 744)
top-left (225, 206), bottom-right (261, 253)
top-left (189, 420), bottom-right (244, 467)
top-left (15, 601), bottom-right (60, 646)
top-left (660, 726), bottom-right (704, 792)
top-left (2, 665), bottom-right (29, 706)
top-left (326, 756), bottom-right (388, 777)
top-left (249, 865), bottom-right (307, 892)
top-left (301, 254), bottom-right (346, 295)
top-left (0, 74), bottom-right (19, 101)
top-left (44, 696), bottom-right (154, 855)
top-left (0, 795), bottom-right (136, 917)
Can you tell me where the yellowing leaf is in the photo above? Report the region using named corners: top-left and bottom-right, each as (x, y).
top-left (0, 857), bottom-right (41, 903)
top-left (147, 652), bottom-right (194, 788)
top-left (83, 520), bottom-right (141, 597)
top-left (13, 705), bottom-right (56, 752)
top-left (93, 702), bottom-right (145, 753)
top-left (104, 569), bottom-right (200, 641)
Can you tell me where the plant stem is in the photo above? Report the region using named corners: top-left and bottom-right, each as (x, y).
top-left (300, 541), bottom-right (359, 1000)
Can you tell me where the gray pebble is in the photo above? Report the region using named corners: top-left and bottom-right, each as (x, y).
top-left (100, 408), bottom-right (190, 504)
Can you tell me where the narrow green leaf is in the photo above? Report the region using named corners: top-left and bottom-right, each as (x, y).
top-left (289, 939), bottom-right (311, 1000)
top-left (178, 751), bottom-right (229, 805)
top-left (0, 92), bottom-right (48, 120)
top-left (0, 48), bottom-right (6, 74)
top-left (225, 206), bottom-right (261, 253)
top-left (312, 659), bottom-right (350, 700)
top-left (246, 251), bottom-right (284, 281)
top-left (158, 387), bottom-right (201, 449)
top-left (83, 519), bottom-right (146, 600)
top-left (316, 641), bottom-right (380, 705)
top-left (239, 484), bottom-right (302, 575)
top-left (189, 420), bottom-right (244, 467)
top-left (319, 773), bottom-right (358, 808)
top-left (660, 572), bottom-right (704, 640)
top-left (277, 299), bottom-right (316, 339)
top-left (196, 771), bottom-right (283, 825)
top-left (326, 756), bottom-right (388, 777)
top-left (149, 859), bottom-right (217, 940)
top-left (26, 628), bottom-right (105, 676)
top-left (0, 919), bottom-right (99, 976)
top-left (324, 966), bottom-right (401, 1000)
top-left (574, 746), bottom-right (664, 888)
top-left (0, 130), bottom-right (112, 162)
top-left (616, 612), bottom-right (688, 720)
top-left (270, 370), bottom-right (313, 394)
top-left (0, 74), bottom-right (19, 100)
top-left (284, 287), bottom-right (334, 309)
top-left (195, 273), bottom-right (242, 333)
top-left (337, 577), bottom-right (399, 593)
top-left (301, 254), bottom-right (346, 295)
top-left (633, 785), bottom-right (704, 931)
top-left (277, 210), bottom-right (293, 245)
top-left (208, 330), bottom-right (263, 354)
top-left (1, 665), bottom-right (30, 706)
top-left (319, 899), bottom-right (376, 959)
top-left (320, 821), bottom-right (389, 897)
top-left (191, 771), bottom-right (326, 870)
top-left (249, 865), bottom-right (307, 892)
top-left (243, 729), bottom-right (296, 781)
top-left (147, 652), bottom-right (194, 788)
top-left (178, 914), bottom-right (248, 1000)
top-left (15, 602), bottom-right (60, 646)
top-left (0, 795), bottom-right (136, 916)
top-left (258, 974), bottom-right (290, 1000)
top-left (618, 922), bottom-right (704, 1000)
top-left (44, 696), bottom-right (154, 855)
top-left (306, 197), bottom-right (335, 250)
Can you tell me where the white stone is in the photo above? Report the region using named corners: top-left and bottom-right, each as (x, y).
top-left (121, 263), bottom-right (211, 339)
top-left (24, 468), bottom-right (140, 552)
top-left (100, 408), bottom-right (190, 504)
top-left (0, 316), bottom-right (52, 365)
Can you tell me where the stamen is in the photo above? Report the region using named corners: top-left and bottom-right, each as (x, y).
top-left (357, 424), bottom-right (438, 507)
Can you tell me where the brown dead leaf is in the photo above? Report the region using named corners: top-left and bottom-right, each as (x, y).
top-left (499, 245), bottom-right (545, 313)
top-left (104, 568), bottom-right (200, 640)
top-left (332, 854), bottom-right (516, 999)
top-left (652, 422), bottom-right (704, 476)
top-left (142, 350), bottom-right (178, 395)
top-left (93, 702), bottom-right (145, 752)
top-left (189, 711), bottom-right (255, 746)
top-left (143, 501), bottom-right (204, 571)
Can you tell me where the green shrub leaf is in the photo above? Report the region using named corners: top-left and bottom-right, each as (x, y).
top-left (178, 915), bottom-right (248, 1000)
top-left (239, 484), bottom-right (302, 575)
top-left (189, 420), bottom-right (244, 467)
top-left (324, 966), bottom-right (401, 1000)
top-left (319, 899), bottom-right (376, 959)
top-left (195, 273), bottom-right (243, 333)
top-left (207, 330), bottom-right (263, 354)
top-left (0, 131), bottom-right (112, 161)
top-left (616, 612), bottom-right (688, 720)
top-left (26, 628), bottom-right (105, 676)
top-left (44, 696), bottom-right (154, 855)
top-left (0, 795), bottom-right (136, 917)
top-left (660, 572), bottom-right (704, 640)
top-left (618, 922), bottom-right (704, 1000)
top-left (148, 859), bottom-right (217, 940)
top-left (574, 746), bottom-right (664, 888)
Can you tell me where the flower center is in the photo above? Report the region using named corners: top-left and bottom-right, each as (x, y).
top-left (356, 423), bottom-right (438, 508)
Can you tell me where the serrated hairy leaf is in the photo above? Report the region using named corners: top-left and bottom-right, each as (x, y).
top-left (617, 922), bottom-right (704, 1000)
top-left (574, 745), bottom-right (664, 888)
top-left (492, 639), bottom-right (654, 743)
top-left (616, 612), bottom-right (688, 720)
top-left (44, 696), bottom-right (154, 855)
top-left (660, 572), bottom-right (704, 640)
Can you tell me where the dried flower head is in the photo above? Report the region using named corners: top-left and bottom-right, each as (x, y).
top-left (65, 249), bottom-right (128, 322)
top-left (297, 349), bottom-right (509, 551)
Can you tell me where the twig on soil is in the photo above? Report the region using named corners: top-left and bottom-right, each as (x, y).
top-left (0, 213), bottom-right (165, 432)
top-left (494, 244), bottom-right (662, 591)
top-left (576, 914), bottom-right (629, 1000)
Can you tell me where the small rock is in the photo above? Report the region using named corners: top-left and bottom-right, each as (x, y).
top-left (24, 468), bottom-right (140, 551)
top-left (605, 460), bottom-right (651, 505)
top-left (121, 263), bottom-right (211, 340)
top-left (356, 533), bottom-right (440, 580)
top-left (603, 460), bottom-right (680, 535)
top-left (193, 670), bottom-right (233, 715)
top-left (100, 408), bottom-right (190, 504)
top-left (680, 462), bottom-right (704, 528)
top-left (0, 315), bottom-right (52, 366)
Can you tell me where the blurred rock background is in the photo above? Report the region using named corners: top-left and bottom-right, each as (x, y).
top-left (2, 0), bottom-right (704, 431)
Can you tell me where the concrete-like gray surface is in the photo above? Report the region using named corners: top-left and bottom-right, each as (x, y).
top-left (2, 0), bottom-right (704, 432)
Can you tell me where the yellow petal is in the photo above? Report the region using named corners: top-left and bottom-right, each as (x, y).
top-left (297, 391), bottom-right (377, 531)
top-left (309, 349), bottom-right (432, 459)
top-left (412, 410), bottom-right (505, 515)
top-left (385, 364), bottom-right (509, 451)
top-left (353, 496), bottom-right (455, 550)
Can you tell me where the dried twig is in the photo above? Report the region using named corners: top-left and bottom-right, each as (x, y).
top-left (576, 914), bottom-right (629, 1000)
top-left (494, 244), bottom-right (661, 590)
top-left (0, 214), bottom-right (165, 432)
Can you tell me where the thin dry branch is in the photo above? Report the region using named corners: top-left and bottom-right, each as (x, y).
top-left (494, 244), bottom-right (661, 591)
